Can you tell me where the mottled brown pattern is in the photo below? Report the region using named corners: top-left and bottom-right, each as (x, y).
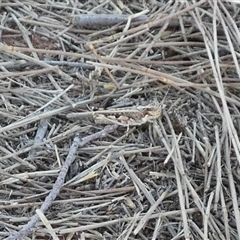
top-left (93, 103), bottom-right (162, 126)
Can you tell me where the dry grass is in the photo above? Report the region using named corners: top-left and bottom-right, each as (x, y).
top-left (1, 0), bottom-right (240, 239)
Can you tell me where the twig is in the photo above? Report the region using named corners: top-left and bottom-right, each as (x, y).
top-left (0, 66), bottom-right (58, 79)
top-left (2, 60), bottom-right (95, 70)
top-left (4, 124), bottom-right (118, 240)
top-left (27, 117), bottom-right (49, 160)
top-left (72, 14), bottom-right (148, 29)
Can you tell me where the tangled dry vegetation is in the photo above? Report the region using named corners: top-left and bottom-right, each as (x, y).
top-left (1, 0), bottom-right (240, 239)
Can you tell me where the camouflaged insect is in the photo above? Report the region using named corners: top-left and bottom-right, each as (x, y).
top-left (93, 102), bottom-right (162, 126)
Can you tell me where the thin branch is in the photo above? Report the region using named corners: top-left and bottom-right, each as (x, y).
top-left (72, 14), bottom-right (148, 29)
top-left (4, 124), bottom-right (118, 240)
top-left (2, 60), bottom-right (95, 70)
top-left (27, 117), bottom-right (49, 159)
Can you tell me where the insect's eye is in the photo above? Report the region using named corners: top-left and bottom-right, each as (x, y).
top-left (91, 106), bottom-right (99, 111)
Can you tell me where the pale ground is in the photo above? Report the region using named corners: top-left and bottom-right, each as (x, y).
top-left (1, 1), bottom-right (240, 240)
